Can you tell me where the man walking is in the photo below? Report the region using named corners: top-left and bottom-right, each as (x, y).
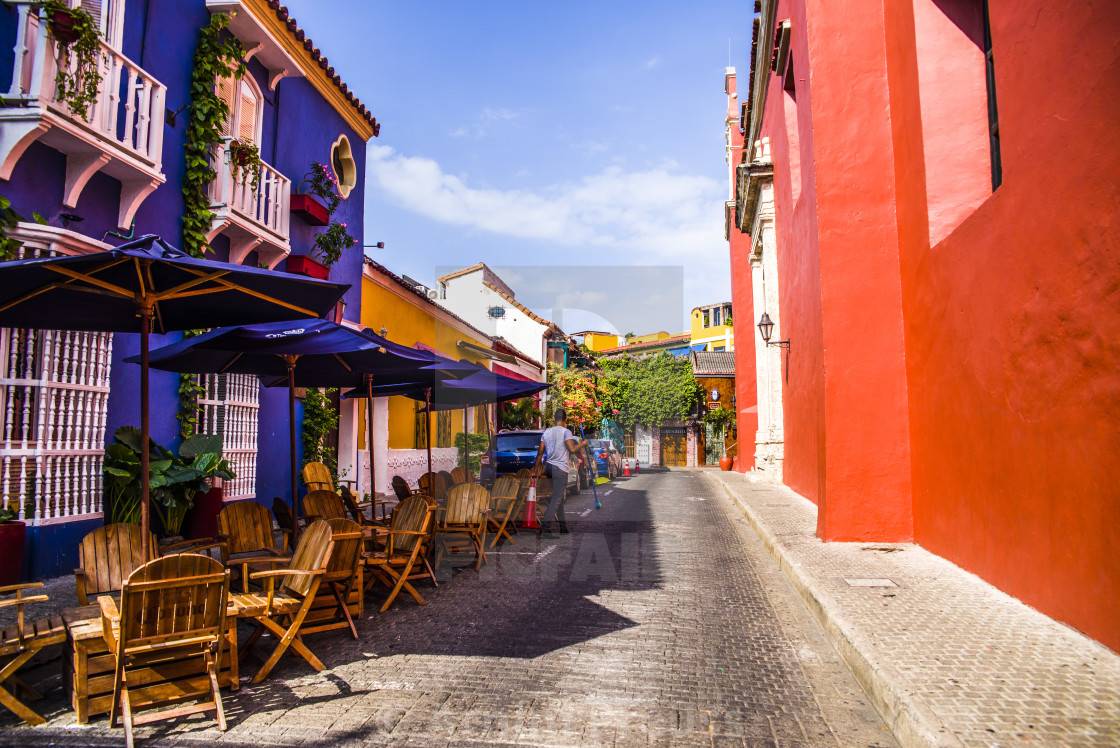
top-left (531, 408), bottom-right (587, 539)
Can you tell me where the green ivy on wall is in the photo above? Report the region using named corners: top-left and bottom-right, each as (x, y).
top-left (175, 329), bottom-right (206, 439)
top-left (181, 13), bottom-right (245, 258)
top-left (302, 387), bottom-right (339, 477)
top-left (599, 352), bottom-right (702, 429)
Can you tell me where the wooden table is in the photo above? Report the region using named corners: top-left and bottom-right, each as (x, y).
top-left (61, 603), bottom-right (239, 724)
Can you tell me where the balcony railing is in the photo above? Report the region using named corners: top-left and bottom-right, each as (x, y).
top-left (208, 137), bottom-right (291, 268)
top-left (0, 1), bottom-right (166, 226)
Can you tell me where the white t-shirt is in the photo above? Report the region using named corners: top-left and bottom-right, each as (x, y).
top-left (541, 426), bottom-right (574, 473)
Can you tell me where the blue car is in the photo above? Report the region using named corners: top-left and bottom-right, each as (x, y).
top-left (482, 429), bottom-right (586, 495)
top-left (588, 439), bottom-right (622, 480)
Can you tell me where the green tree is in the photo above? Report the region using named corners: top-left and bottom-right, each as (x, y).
top-left (599, 353), bottom-right (702, 428)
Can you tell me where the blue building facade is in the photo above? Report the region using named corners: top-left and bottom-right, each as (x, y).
top-left (0, 0), bottom-right (377, 578)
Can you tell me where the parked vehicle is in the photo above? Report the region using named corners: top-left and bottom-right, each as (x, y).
top-left (484, 430), bottom-right (583, 495)
top-left (588, 439), bottom-right (623, 479)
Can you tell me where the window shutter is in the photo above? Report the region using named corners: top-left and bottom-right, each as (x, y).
top-left (239, 85), bottom-right (258, 144)
top-left (216, 76), bottom-right (236, 137)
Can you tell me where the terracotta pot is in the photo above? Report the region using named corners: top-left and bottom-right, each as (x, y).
top-left (290, 194), bottom-right (330, 226)
top-left (49, 9), bottom-right (80, 45)
top-left (184, 485), bottom-right (224, 540)
top-left (0, 521), bottom-right (26, 586)
top-left (286, 254), bottom-right (329, 280)
top-left (719, 455), bottom-right (734, 471)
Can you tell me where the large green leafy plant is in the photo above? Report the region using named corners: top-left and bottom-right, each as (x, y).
top-left (499, 397), bottom-right (542, 430)
top-left (302, 387), bottom-right (339, 477)
top-left (103, 427), bottom-right (235, 536)
top-left (703, 406), bottom-right (737, 457)
top-left (455, 431), bottom-right (490, 474)
top-left (599, 353), bottom-right (702, 429)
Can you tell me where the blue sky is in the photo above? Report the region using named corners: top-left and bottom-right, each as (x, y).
top-left (284, 1), bottom-right (750, 334)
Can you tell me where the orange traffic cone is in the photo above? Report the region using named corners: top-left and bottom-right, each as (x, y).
top-left (623, 461), bottom-right (631, 477)
top-left (523, 478), bottom-right (539, 529)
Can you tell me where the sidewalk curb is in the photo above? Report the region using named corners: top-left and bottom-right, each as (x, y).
top-left (709, 473), bottom-right (964, 748)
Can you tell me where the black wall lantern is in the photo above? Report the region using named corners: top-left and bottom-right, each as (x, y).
top-left (756, 312), bottom-right (789, 350)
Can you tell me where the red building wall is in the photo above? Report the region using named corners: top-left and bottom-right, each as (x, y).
top-left (747, 0), bottom-right (1120, 649)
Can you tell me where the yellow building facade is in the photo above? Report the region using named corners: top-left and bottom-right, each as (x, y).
top-left (689, 302), bottom-right (734, 351)
top-left (359, 260), bottom-right (493, 457)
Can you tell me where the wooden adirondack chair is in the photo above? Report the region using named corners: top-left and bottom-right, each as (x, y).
top-left (487, 475), bottom-right (522, 548)
top-left (72, 523), bottom-right (216, 606)
top-left (391, 475), bottom-right (413, 501)
top-left (338, 486), bottom-right (390, 526)
top-left (214, 501), bottom-right (290, 594)
top-left (450, 466), bottom-right (472, 485)
top-left (0, 583), bottom-right (66, 725)
top-left (300, 461), bottom-right (356, 493)
top-left (302, 489), bottom-right (348, 523)
top-left (98, 553), bottom-right (231, 748)
top-left (438, 469), bottom-right (455, 487)
top-left (271, 497), bottom-right (303, 540)
top-left (418, 471), bottom-right (448, 502)
top-left (364, 496), bottom-right (434, 612)
top-left (300, 518), bottom-right (365, 639)
top-left (229, 520), bottom-right (334, 684)
top-left (434, 483), bottom-right (490, 570)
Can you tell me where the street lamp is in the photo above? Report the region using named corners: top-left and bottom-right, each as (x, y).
top-left (757, 312), bottom-right (789, 350)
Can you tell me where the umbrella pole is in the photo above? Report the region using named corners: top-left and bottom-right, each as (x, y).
top-left (366, 374), bottom-right (375, 506)
top-left (139, 307), bottom-right (151, 561)
top-left (287, 357), bottom-right (298, 518)
top-left (425, 388), bottom-right (432, 477)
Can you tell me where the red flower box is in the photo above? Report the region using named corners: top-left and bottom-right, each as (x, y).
top-left (290, 194), bottom-right (330, 226)
top-left (286, 254), bottom-right (329, 280)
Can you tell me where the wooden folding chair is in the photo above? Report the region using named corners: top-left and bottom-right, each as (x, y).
top-left (229, 520), bottom-right (334, 684)
top-left (434, 483), bottom-right (490, 570)
top-left (418, 471), bottom-right (448, 502)
top-left (213, 501), bottom-right (291, 594)
top-left (534, 476), bottom-right (554, 525)
top-left (98, 554), bottom-right (231, 748)
top-left (0, 583), bottom-right (65, 725)
top-left (302, 518), bottom-right (364, 639)
top-left (391, 475), bottom-right (414, 501)
top-left (364, 496), bottom-right (434, 612)
top-left (487, 474), bottom-right (522, 548)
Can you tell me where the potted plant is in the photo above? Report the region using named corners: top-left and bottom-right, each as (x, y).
top-left (39, 0), bottom-right (103, 114)
top-left (227, 139), bottom-right (262, 191)
top-left (165, 434), bottom-right (235, 541)
top-left (704, 406), bottom-right (737, 470)
top-left (0, 504), bottom-right (26, 586)
top-left (291, 162), bottom-right (340, 227)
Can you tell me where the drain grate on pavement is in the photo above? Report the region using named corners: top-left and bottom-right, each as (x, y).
top-left (844, 578), bottom-right (899, 588)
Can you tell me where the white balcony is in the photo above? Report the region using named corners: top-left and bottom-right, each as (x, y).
top-left (0, 1), bottom-right (166, 228)
top-left (206, 137), bottom-right (290, 268)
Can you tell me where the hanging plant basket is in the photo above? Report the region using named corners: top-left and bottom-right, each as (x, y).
top-left (286, 254), bottom-right (329, 280)
top-left (228, 140), bottom-right (256, 168)
top-left (48, 7), bottom-right (81, 44)
top-left (290, 193), bottom-right (330, 226)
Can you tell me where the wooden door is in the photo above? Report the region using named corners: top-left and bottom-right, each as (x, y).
top-left (660, 428), bottom-right (687, 467)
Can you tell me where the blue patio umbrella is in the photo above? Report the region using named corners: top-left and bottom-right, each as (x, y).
top-left (133, 319), bottom-right (460, 515)
top-left (342, 366), bottom-right (549, 478)
top-left (0, 235), bottom-right (348, 558)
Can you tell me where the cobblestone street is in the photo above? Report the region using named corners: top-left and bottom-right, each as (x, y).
top-left (1, 471), bottom-right (894, 747)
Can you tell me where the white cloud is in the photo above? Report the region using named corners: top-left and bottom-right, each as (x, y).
top-left (366, 145), bottom-right (727, 272)
top-left (449, 127), bottom-right (470, 138)
top-left (643, 56), bottom-right (660, 70)
top-left (481, 107), bottom-right (520, 121)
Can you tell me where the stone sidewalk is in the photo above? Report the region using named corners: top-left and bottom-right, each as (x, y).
top-left (706, 469), bottom-right (1120, 748)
